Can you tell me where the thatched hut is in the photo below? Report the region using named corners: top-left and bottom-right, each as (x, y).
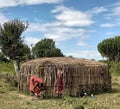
top-left (18, 57), bottom-right (111, 97)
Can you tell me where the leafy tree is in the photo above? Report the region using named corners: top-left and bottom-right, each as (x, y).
top-left (0, 19), bottom-right (29, 74)
top-left (97, 36), bottom-right (120, 62)
top-left (15, 42), bottom-right (31, 62)
top-left (32, 38), bottom-right (64, 58)
top-left (0, 51), bottom-right (9, 62)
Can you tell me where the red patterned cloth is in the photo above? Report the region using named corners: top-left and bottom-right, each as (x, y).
top-left (55, 77), bottom-right (64, 93)
top-left (55, 72), bottom-right (64, 94)
top-left (29, 75), bottom-right (43, 94)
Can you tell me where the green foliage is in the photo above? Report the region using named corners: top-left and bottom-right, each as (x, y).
top-left (0, 77), bottom-right (17, 94)
top-left (32, 38), bottom-right (64, 58)
top-left (0, 62), bottom-right (15, 75)
top-left (98, 59), bottom-right (108, 64)
top-left (74, 105), bottom-right (85, 109)
top-left (109, 62), bottom-right (120, 76)
top-left (0, 19), bottom-right (29, 60)
top-left (17, 43), bottom-right (31, 61)
top-left (0, 19), bottom-right (30, 73)
top-left (0, 52), bottom-right (10, 62)
top-left (97, 36), bottom-right (120, 62)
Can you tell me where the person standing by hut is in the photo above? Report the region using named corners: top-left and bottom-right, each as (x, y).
top-left (29, 75), bottom-right (43, 97)
top-left (55, 69), bottom-right (64, 97)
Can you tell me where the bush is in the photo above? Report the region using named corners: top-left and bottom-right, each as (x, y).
top-left (5, 74), bottom-right (18, 87)
top-left (74, 105), bottom-right (85, 109)
top-left (0, 62), bottom-right (15, 75)
top-left (0, 73), bottom-right (18, 87)
top-left (109, 62), bottom-right (120, 76)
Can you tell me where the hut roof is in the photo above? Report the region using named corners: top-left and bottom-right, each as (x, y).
top-left (22, 57), bottom-right (107, 67)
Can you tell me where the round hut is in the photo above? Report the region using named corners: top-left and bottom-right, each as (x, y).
top-left (18, 57), bottom-right (111, 97)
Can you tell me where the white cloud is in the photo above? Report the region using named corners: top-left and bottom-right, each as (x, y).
top-left (65, 50), bottom-right (102, 60)
top-left (111, 6), bottom-right (120, 16)
top-left (99, 3), bottom-right (120, 28)
top-left (100, 23), bottom-right (115, 27)
top-left (106, 32), bottom-right (115, 35)
top-left (18, 0), bottom-right (62, 5)
top-left (0, 0), bottom-right (17, 8)
top-left (88, 7), bottom-right (107, 14)
top-left (104, 2), bottom-right (120, 18)
top-left (0, 13), bottom-right (8, 23)
top-left (28, 21), bottom-right (87, 42)
top-left (44, 27), bottom-right (86, 41)
top-left (28, 23), bottom-right (48, 32)
top-left (52, 6), bottom-right (94, 27)
top-left (105, 32), bottom-right (116, 39)
top-left (51, 5), bottom-right (66, 13)
top-left (0, 0), bottom-right (62, 8)
top-left (77, 41), bottom-right (87, 46)
top-left (24, 36), bottom-right (40, 46)
top-left (77, 35), bottom-right (90, 46)
top-left (27, 6), bottom-right (94, 44)
top-left (111, 1), bottom-right (120, 6)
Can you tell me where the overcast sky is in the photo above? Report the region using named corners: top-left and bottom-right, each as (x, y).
top-left (0, 0), bottom-right (120, 60)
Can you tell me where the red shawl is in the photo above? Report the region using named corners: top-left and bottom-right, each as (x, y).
top-left (29, 75), bottom-right (43, 94)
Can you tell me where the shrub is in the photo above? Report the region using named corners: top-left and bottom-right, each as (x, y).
top-left (109, 62), bottom-right (120, 76)
top-left (74, 105), bottom-right (85, 109)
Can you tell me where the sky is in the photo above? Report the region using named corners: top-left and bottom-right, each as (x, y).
top-left (0, 0), bottom-right (120, 60)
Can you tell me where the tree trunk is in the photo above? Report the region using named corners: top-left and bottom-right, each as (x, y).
top-left (13, 59), bottom-right (20, 75)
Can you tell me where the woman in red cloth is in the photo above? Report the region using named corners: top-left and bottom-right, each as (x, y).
top-left (29, 75), bottom-right (43, 96)
top-left (55, 69), bottom-right (64, 97)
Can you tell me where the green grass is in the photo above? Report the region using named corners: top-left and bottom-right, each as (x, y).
top-left (110, 62), bottom-right (120, 76)
top-left (1, 62), bottom-right (120, 109)
top-left (0, 76), bottom-right (120, 109)
top-left (0, 62), bottom-right (15, 75)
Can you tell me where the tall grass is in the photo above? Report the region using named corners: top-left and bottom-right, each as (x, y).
top-left (109, 62), bottom-right (120, 76)
top-left (0, 62), bottom-right (15, 75)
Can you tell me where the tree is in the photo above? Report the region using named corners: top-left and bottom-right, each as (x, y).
top-left (0, 51), bottom-right (9, 62)
top-left (15, 42), bottom-right (31, 62)
top-left (97, 36), bottom-right (120, 62)
top-left (0, 19), bottom-right (29, 74)
top-left (32, 38), bottom-right (64, 58)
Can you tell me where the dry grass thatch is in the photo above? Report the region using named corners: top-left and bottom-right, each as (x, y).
top-left (18, 57), bottom-right (111, 97)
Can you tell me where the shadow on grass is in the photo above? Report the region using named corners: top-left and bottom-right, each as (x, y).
top-left (110, 87), bottom-right (120, 94)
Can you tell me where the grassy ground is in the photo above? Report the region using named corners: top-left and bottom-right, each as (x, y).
top-left (0, 76), bottom-right (120, 109)
top-left (0, 62), bottom-right (120, 109)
